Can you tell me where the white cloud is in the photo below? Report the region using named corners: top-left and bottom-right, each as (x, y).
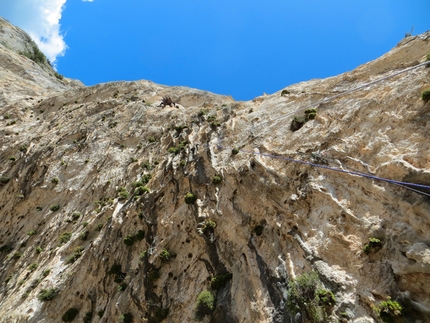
top-left (0, 0), bottom-right (67, 64)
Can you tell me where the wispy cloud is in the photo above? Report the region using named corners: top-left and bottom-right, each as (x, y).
top-left (0, 0), bottom-right (67, 64)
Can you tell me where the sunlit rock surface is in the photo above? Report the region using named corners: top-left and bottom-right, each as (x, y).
top-left (1, 17), bottom-right (430, 323)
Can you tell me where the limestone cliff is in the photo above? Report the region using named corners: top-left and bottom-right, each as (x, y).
top-left (0, 18), bottom-right (430, 323)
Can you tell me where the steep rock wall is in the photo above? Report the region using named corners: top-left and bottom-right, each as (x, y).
top-left (0, 21), bottom-right (430, 323)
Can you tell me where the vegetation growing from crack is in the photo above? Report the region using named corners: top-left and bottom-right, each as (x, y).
top-left (195, 290), bottom-right (215, 321)
top-left (62, 308), bottom-right (79, 322)
top-left (123, 230), bottom-right (145, 246)
top-left (38, 288), bottom-right (58, 301)
top-left (159, 248), bottom-right (172, 262)
top-left (20, 41), bottom-right (47, 66)
top-left (66, 246), bottom-right (84, 264)
top-left (291, 108), bottom-right (317, 132)
top-left (58, 232), bottom-right (72, 245)
top-left (184, 192), bottom-right (197, 204)
top-left (286, 271), bottom-right (336, 323)
top-left (168, 140), bottom-right (188, 155)
top-left (211, 175), bottom-right (222, 185)
top-left (202, 220), bottom-right (217, 234)
top-left (118, 187), bottom-right (130, 200)
top-left (374, 297), bottom-right (403, 322)
top-left (363, 238), bottom-right (382, 254)
top-left (210, 273), bottom-right (232, 290)
top-left (422, 88), bottom-right (430, 102)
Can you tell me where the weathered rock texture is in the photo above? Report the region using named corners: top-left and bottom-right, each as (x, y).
top-left (1, 18), bottom-right (430, 323)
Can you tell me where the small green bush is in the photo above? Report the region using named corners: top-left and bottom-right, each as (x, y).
top-left (422, 89), bottom-right (430, 102)
top-left (79, 230), bottom-right (89, 241)
top-left (211, 175), bottom-right (222, 185)
top-left (95, 223), bottom-right (104, 231)
top-left (0, 176), bottom-right (10, 186)
top-left (184, 192), bottom-right (197, 204)
top-left (51, 177), bottom-right (60, 184)
top-left (139, 250), bottom-right (147, 260)
top-left (83, 312), bottom-right (93, 323)
top-left (202, 220), bottom-right (217, 233)
top-left (168, 140), bottom-right (188, 155)
top-left (36, 246), bottom-right (43, 254)
top-left (118, 312), bottom-right (133, 323)
top-left (27, 230), bottom-right (37, 236)
top-left (148, 270), bottom-right (160, 281)
top-left (19, 145), bottom-right (28, 152)
top-left (38, 288), bottom-right (57, 301)
top-left (9, 156), bottom-right (16, 161)
top-left (54, 72), bottom-right (64, 80)
top-left (62, 308), bottom-right (79, 322)
top-left (135, 230), bottom-right (145, 241)
top-left (28, 263), bottom-right (38, 272)
top-left (108, 263), bottom-right (122, 275)
top-left (210, 273), bottom-right (232, 290)
top-left (195, 290), bottom-right (215, 320)
top-left (291, 116), bottom-right (307, 132)
top-left (375, 298), bottom-right (403, 322)
top-left (140, 161), bottom-right (152, 170)
top-left (134, 186), bottom-right (150, 196)
top-left (97, 309), bottom-right (105, 318)
top-left (174, 125), bottom-right (188, 132)
top-left (50, 204), bottom-right (60, 212)
top-left (317, 289), bottom-right (336, 307)
top-left (281, 89), bottom-right (291, 96)
top-left (118, 282), bottom-right (127, 291)
top-left (42, 269), bottom-right (51, 277)
top-left (58, 232), bottom-right (72, 245)
top-left (124, 235), bottom-right (135, 246)
top-left (159, 249), bottom-right (171, 262)
top-left (12, 251), bottom-right (22, 259)
top-left (291, 109), bottom-right (317, 132)
top-left (66, 246), bottom-right (84, 264)
top-left (71, 211), bottom-right (81, 220)
top-left (148, 136), bottom-right (156, 143)
top-left (363, 237), bottom-right (382, 254)
top-left (304, 108), bottom-right (317, 120)
top-left (231, 148), bottom-right (239, 155)
top-left (287, 271), bottom-right (335, 322)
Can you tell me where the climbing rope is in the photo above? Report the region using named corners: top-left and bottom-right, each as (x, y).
top-left (210, 60), bottom-right (430, 196)
top-left (213, 144), bottom-right (430, 197)
top-left (252, 60), bottom-right (429, 131)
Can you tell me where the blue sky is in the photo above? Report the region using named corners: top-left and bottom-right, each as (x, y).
top-left (1, 1), bottom-right (429, 100)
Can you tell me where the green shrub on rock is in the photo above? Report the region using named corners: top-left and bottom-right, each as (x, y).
top-left (375, 298), bottom-right (403, 322)
top-left (210, 273), bottom-right (232, 290)
top-left (195, 290), bottom-right (215, 320)
top-left (211, 175), bottom-right (222, 185)
top-left (159, 249), bottom-right (171, 262)
top-left (38, 288), bottom-right (57, 301)
top-left (422, 89), bottom-right (430, 102)
top-left (62, 308), bottom-right (79, 322)
top-left (184, 192), bottom-right (197, 204)
top-left (118, 312), bottom-right (133, 323)
top-left (287, 271), bottom-right (335, 323)
top-left (363, 238), bottom-right (382, 254)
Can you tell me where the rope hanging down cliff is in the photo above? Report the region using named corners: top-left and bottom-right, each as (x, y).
top-left (210, 60), bottom-right (430, 196)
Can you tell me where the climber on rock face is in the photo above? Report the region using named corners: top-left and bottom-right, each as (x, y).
top-left (159, 96), bottom-right (177, 108)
